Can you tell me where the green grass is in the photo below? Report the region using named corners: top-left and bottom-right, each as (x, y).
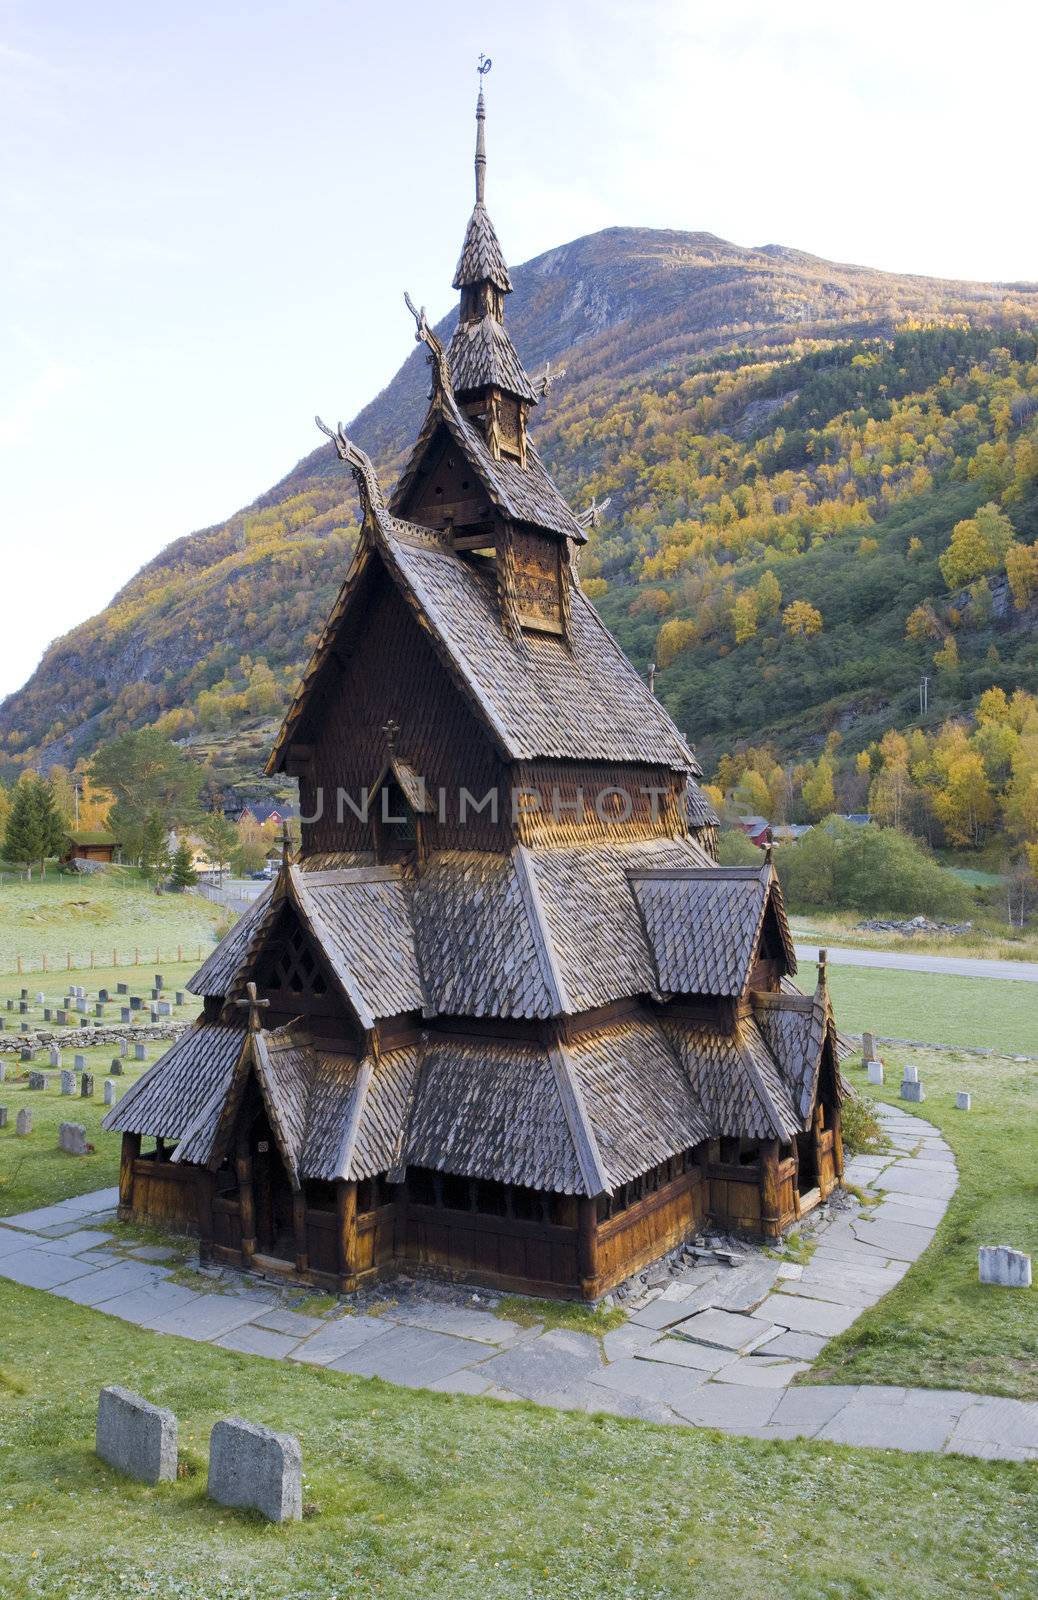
top-left (0, 867), bottom-right (226, 974)
top-left (815, 1046), bottom-right (1038, 1400)
top-left (827, 965), bottom-right (1036, 1054)
top-left (496, 1294), bottom-right (627, 1336)
top-left (0, 1281), bottom-right (1035, 1599)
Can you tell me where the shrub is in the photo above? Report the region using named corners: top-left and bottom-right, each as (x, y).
top-left (840, 1091), bottom-right (887, 1157)
top-left (776, 818), bottom-right (974, 918)
top-left (715, 829), bottom-right (763, 866)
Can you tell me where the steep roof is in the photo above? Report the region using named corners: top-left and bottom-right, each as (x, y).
top-left (453, 202), bottom-right (513, 292)
top-left (447, 315), bottom-right (535, 399)
top-left (630, 864), bottom-right (796, 998)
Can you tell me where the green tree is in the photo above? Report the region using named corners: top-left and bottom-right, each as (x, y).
top-left (91, 729), bottom-right (202, 859)
top-left (2, 774), bottom-right (65, 878)
top-left (139, 812), bottom-right (171, 881)
top-left (168, 839), bottom-right (198, 890)
top-left (198, 811), bottom-right (238, 878)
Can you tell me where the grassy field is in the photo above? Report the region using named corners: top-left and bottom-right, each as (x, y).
top-left (0, 1281), bottom-right (1035, 1599)
top-left (789, 907), bottom-right (1037, 962)
top-left (816, 1045), bottom-right (1038, 1401)
top-left (826, 965), bottom-right (1036, 1054)
top-left (0, 868), bottom-right (226, 974)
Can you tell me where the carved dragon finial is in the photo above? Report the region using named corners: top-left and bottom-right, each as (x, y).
top-left (578, 494), bottom-right (612, 531)
top-left (315, 416), bottom-right (386, 517)
top-left (404, 291), bottom-right (452, 397)
top-left (533, 359), bottom-right (566, 399)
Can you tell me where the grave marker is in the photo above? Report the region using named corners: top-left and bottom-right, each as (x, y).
top-left (207, 1419), bottom-right (301, 1523)
top-left (979, 1246), bottom-right (1032, 1288)
top-left (110, 1059), bottom-right (124, 1075)
top-left (81, 1072), bottom-right (95, 1098)
top-left (60, 1069), bottom-right (76, 1096)
top-left (956, 1091), bottom-right (971, 1111)
top-left (96, 1387), bottom-right (177, 1484)
top-left (867, 1061), bottom-right (885, 1086)
top-left (59, 1121), bottom-right (88, 1155)
top-left (104, 1080), bottom-right (117, 1107)
top-left (16, 1108), bottom-right (31, 1136)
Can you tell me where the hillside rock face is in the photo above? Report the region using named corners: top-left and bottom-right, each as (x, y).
top-left (2, 226), bottom-right (1036, 776)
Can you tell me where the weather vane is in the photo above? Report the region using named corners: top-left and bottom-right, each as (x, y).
top-left (478, 52), bottom-right (492, 83)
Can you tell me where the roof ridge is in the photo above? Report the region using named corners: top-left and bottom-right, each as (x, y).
top-left (287, 865), bottom-right (377, 1031)
top-left (334, 1055), bottom-right (375, 1181)
top-left (513, 844), bottom-right (571, 1015)
top-left (548, 1037), bottom-right (612, 1196)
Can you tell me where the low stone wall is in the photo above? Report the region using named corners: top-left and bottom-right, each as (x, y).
top-left (0, 1022), bottom-right (190, 1057)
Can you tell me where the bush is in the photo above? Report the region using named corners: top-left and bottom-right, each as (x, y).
top-left (715, 829), bottom-right (764, 866)
top-left (776, 819), bottom-right (974, 918)
top-left (840, 1091), bottom-right (887, 1157)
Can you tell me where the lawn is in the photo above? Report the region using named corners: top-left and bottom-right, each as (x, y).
top-left (0, 1281), bottom-right (1035, 1600)
top-left (815, 1045), bottom-right (1038, 1400)
top-left (825, 964), bottom-right (1037, 1054)
top-left (0, 868), bottom-right (227, 975)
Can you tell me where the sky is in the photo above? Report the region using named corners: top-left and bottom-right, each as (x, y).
top-left (1, 0), bottom-right (1035, 701)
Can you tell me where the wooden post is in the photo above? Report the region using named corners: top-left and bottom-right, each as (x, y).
top-left (67, 951), bottom-right (72, 971)
top-left (118, 1132), bottom-right (141, 1215)
top-left (235, 1127), bottom-right (256, 1264)
top-left (577, 1196), bottom-right (600, 1300)
top-left (337, 1180), bottom-right (358, 1288)
top-left (112, 948), bottom-right (117, 967)
top-left (831, 1103), bottom-right (845, 1181)
top-left (759, 1139), bottom-right (782, 1238)
top-left (16, 955), bottom-right (22, 975)
top-left (195, 1169), bottom-right (215, 1255)
top-left (293, 1189), bottom-right (309, 1275)
top-left (135, 946), bottom-right (140, 965)
top-left (813, 1101), bottom-right (830, 1200)
top-left (90, 950), bottom-right (95, 969)
top-left (177, 944), bottom-right (183, 963)
top-left (42, 953), bottom-right (48, 973)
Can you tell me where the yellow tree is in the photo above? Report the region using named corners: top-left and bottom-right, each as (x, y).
top-left (782, 600), bottom-right (823, 638)
top-left (756, 569), bottom-right (782, 618)
top-left (802, 756), bottom-right (836, 820)
top-left (732, 591), bottom-right (758, 645)
top-left (932, 751), bottom-right (995, 847)
top-left (1005, 541), bottom-right (1038, 610)
top-left (656, 618), bottom-right (696, 669)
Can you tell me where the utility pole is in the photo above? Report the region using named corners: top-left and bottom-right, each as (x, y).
top-left (919, 676), bottom-right (930, 718)
top-left (73, 782), bottom-right (80, 827)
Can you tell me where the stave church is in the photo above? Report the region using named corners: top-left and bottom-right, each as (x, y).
top-left (105, 82), bottom-right (846, 1300)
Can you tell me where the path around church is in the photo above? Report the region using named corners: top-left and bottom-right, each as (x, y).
top-left (2, 1104), bottom-right (1034, 1461)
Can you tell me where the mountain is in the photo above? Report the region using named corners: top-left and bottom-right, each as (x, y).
top-left (3, 227), bottom-right (1037, 797)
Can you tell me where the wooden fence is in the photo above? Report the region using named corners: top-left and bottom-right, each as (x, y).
top-left (5, 945), bottom-right (209, 977)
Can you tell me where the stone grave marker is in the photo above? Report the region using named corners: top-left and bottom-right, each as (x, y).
top-left (134, 1043), bottom-right (146, 1062)
top-left (20, 1021), bottom-right (29, 1033)
top-left (104, 1080), bottom-right (117, 1107)
top-left (154, 973), bottom-right (164, 990)
top-left (27, 1071), bottom-right (47, 1089)
top-left (979, 1246), bottom-right (1032, 1288)
top-left (96, 1387), bottom-right (177, 1484)
top-left (120, 1007), bottom-right (131, 1023)
top-left (956, 1091), bottom-right (971, 1111)
top-left (150, 989), bottom-right (160, 1001)
top-left (19, 1001), bottom-right (28, 1014)
top-left (149, 1004), bottom-right (159, 1022)
top-left (60, 1069), bottom-right (76, 1096)
top-left (19, 988), bottom-right (28, 1000)
top-left (207, 1418), bottom-right (302, 1523)
top-left (900, 1062), bottom-right (924, 1101)
top-left (157, 1000), bottom-right (171, 1017)
top-left (49, 1045), bottom-right (62, 1068)
top-left (43, 1008), bottom-right (52, 1022)
top-left (95, 1002), bottom-right (105, 1018)
top-left (20, 1045), bottom-right (34, 1063)
top-left (35, 991), bottom-right (45, 1005)
top-left (120, 1038), bottom-right (129, 1056)
top-left (81, 1072), bottom-right (95, 1098)
top-left (109, 1058), bottom-right (124, 1075)
top-left (59, 1121), bottom-right (88, 1155)
top-left (74, 1053), bottom-right (86, 1070)
top-left (0, 1105), bottom-right (7, 1128)
top-left (0, 1062), bottom-right (5, 1083)
top-left (5, 998), bottom-right (12, 1011)
top-left (175, 991), bottom-right (185, 1007)
top-left (16, 1108), bottom-right (31, 1136)
top-left (130, 995), bottom-right (142, 1011)
top-left (867, 1061), bottom-right (885, 1086)
top-left (56, 1010), bottom-right (67, 1026)
top-left (76, 999), bottom-right (87, 1015)
top-left (98, 988), bottom-right (110, 1002)
top-left (117, 982), bottom-right (128, 995)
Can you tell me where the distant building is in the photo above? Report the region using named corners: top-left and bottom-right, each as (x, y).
top-left (736, 815), bottom-right (772, 847)
top-left (771, 823), bottom-right (813, 845)
top-left (841, 814), bottom-right (872, 827)
top-left (236, 801), bottom-right (297, 828)
top-left (62, 829), bottom-right (120, 864)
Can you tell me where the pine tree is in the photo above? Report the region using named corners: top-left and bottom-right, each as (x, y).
top-left (139, 812), bottom-right (170, 880)
top-left (168, 839), bottom-right (198, 891)
top-left (2, 774), bottom-right (63, 878)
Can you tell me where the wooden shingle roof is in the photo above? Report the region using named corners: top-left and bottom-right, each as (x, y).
top-left (630, 864), bottom-right (796, 998)
top-left (447, 315), bottom-right (536, 400)
top-left (453, 202), bottom-right (512, 292)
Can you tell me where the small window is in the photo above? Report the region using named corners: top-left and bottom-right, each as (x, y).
top-left (375, 778), bottom-right (417, 860)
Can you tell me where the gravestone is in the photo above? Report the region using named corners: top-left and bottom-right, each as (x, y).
top-left (49, 1045), bottom-right (62, 1068)
top-left (117, 982), bottom-right (128, 995)
top-left (5, 998), bottom-right (12, 1010)
top-left (109, 1059), bottom-right (124, 1075)
top-left (979, 1246), bottom-right (1032, 1288)
top-left (175, 992), bottom-right (185, 1007)
top-left (98, 988), bottom-right (110, 1002)
top-left (19, 1001), bottom-right (27, 1014)
top-left (56, 1010), bottom-right (67, 1026)
top-left (0, 1018), bottom-right (4, 1031)
top-left (0, 1062), bottom-right (5, 1083)
top-left (81, 1072), bottom-right (95, 1098)
top-left (956, 1091), bottom-right (971, 1111)
top-left (149, 1004), bottom-right (159, 1022)
top-left (134, 1043), bottom-right (146, 1062)
top-left (27, 1071), bottom-right (47, 1089)
top-left (80, 1018), bottom-right (91, 1028)
top-left (900, 1076), bottom-right (925, 1102)
top-left (157, 1001), bottom-right (171, 1017)
top-left (150, 989), bottom-right (160, 1001)
top-left (120, 1038), bottom-right (130, 1057)
top-left (0, 1106), bottom-right (6, 1128)
top-left (154, 974), bottom-right (164, 990)
top-left (867, 1061), bottom-right (885, 1086)
top-left (76, 999), bottom-right (87, 1015)
top-left (96, 1387), bottom-right (177, 1484)
top-left (207, 1418), bottom-right (302, 1523)
top-left (95, 1003), bottom-right (105, 1018)
top-left (861, 1031), bottom-right (875, 1065)
top-left (20, 1046), bottom-right (34, 1063)
top-left (35, 992), bottom-right (44, 1005)
top-left (903, 1064), bottom-right (919, 1083)
top-left (74, 1054), bottom-right (86, 1071)
top-left (59, 1122), bottom-right (88, 1155)
top-left (43, 1008), bottom-right (52, 1023)
top-left (103, 1080), bottom-right (117, 1107)
top-left (130, 996), bottom-right (142, 1011)
top-left (16, 1109), bottom-right (31, 1136)
top-left (120, 1008), bottom-right (131, 1024)
top-left (20, 988), bottom-right (28, 1001)
top-left (60, 1069), bottom-right (76, 1096)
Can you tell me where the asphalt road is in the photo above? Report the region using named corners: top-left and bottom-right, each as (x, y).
top-left (794, 943), bottom-right (1038, 984)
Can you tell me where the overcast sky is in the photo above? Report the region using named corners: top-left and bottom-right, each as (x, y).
top-left (1, 0), bottom-right (1034, 702)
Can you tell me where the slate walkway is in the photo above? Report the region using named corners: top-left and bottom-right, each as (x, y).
top-left (2, 1105), bottom-right (1034, 1461)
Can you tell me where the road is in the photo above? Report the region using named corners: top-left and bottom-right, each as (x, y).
top-left (794, 943), bottom-right (1038, 984)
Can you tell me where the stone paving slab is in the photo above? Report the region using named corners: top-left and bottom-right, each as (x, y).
top-left (626, 1295), bottom-right (707, 1331)
top-left (252, 1307), bottom-right (327, 1339)
top-left (850, 1218), bottom-right (937, 1261)
top-left (764, 1293), bottom-right (859, 1337)
top-left (817, 1401), bottom-right (954, 1453)
top-left (675, 1384), bottom-right (782, 1430)
top-left (756, 1330), bottom-right (827, 1361)
top-left (215, 1323), bottom-right (302, 1361)
top-left (948, 1397), bottom-right (1038, 1451)
top-left (389, 1301), bottom-right (522, 1344)
top-left (97, 1280), bottom-right (202, 1327)
top-left (34, 1229), bottom-right (117, 1256)
top-left (589, 1356), bottom-right (706, 1409)
top-left (0, 1247), bottom-right (98, 1289)
top-left (712, 1357), bottom-right (811, 1387)
top-left (0, 1227), bottom-right (35, 1259)
top-left (426, 1368), bottom-right (496, 1397)
top-left (635, 1337), bottom-right (731, 1372)
top-left (330, 1325), bottom-right (492, 1387)
top-left (874, 1167), bottom-right (957, 1200)
top-left (289, 1313), bottom-right (387, 1366)
top-left (55, 1260), bottom-right (167, 1306)
top-left (673, 1308), bottom-right (781, 1352)
top-left (475, 1337), bottom-right (602, 1403)
top-left (147, 1291), bottom-right (275, 1342)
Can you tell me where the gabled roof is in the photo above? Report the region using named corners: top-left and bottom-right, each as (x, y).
top-left (686, 778), bottom-right (720, 831)
top-left (629, 864), bottom-right (796, 998)
top-left (447, 315), bottom-right (536, 400)
top-left (453, 202), bottom-right (512, 292)
top-left (287, 865), bottom-right (426, 1028)
top-left (101, 1020), bottom-right (245, 1143)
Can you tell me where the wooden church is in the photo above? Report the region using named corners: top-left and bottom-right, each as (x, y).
top-left (105, 84), bottom-right (846, 1300)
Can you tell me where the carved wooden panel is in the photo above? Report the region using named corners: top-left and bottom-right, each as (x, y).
top-left (513, 529), bottom-right (561, 631)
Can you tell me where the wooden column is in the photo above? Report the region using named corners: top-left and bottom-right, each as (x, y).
top-left (293, 1188), bottom-right (310, 1275)
top-left (194, 1168), bottom-right (215, 1256)
top-left (813, 1102), bottom-right (831, 1200)
top-left (577, 1196), bottom-right (600, 1301)
top-left (759, 1139), bottom-right (782, 1239)
top-left (337, 1180), bottom-right (358, 1289)
top-left (235, 1127), bottom-right (256, 1264)
top-left (118, 1132), bottom-right (141, 1215)
top-left (831, 1103), bottom-right (845, 1182)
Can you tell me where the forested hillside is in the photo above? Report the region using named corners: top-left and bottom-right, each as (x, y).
top-left (2, 227), bottom-right (1037, 801)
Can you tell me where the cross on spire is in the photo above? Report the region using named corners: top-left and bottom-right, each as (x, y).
top-left (383, 717), bottom-right (400, 754)
top-left (280, 820), bottom-right (293, 867)
top-left (235, 981), bottom-right (270, 1033)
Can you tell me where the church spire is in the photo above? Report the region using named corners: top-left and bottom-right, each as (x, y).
top-left (475, 84), bottom-right (487, 204)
